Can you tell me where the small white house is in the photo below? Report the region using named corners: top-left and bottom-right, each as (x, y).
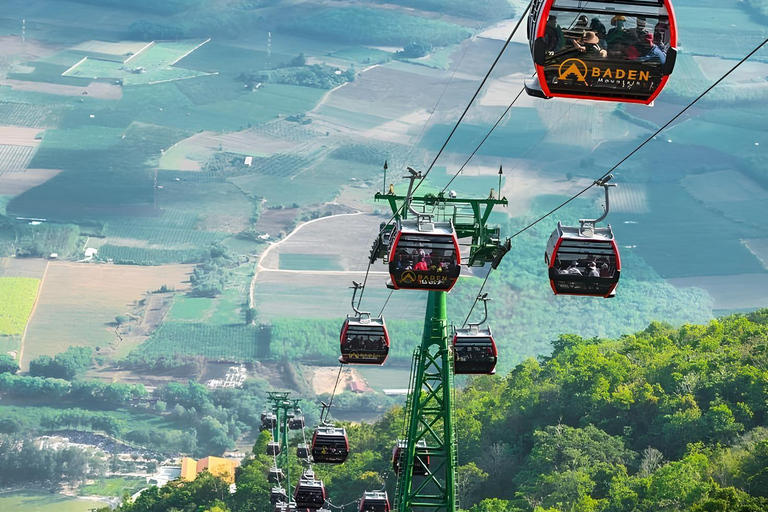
top-left (49, 253), bottom-right (58, 259)
top-left (244, 156), bottom-right (253, 166)
top-left (84, 248), bottom-right (98, 261)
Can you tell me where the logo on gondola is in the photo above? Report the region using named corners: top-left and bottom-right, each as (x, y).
top-left (400, 270), bottom-right (417, 284)
top-left (558, 59), bottom-right (588, 83)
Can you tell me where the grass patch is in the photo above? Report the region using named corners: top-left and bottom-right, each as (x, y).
top-left (0, 277), bottom-right (40, 335)
top-left (0, 490), bottom-right (98, 512)
top-left (279, 253), bottom-right (344, 271)
top-left (329, 47), bottom-right (393, 65)
top-left (79, 476), bottom-right (146, 497)
top-left (279, 7), bottom-right (472, 47)
top-left (64, 40), bottom-right (214, 85)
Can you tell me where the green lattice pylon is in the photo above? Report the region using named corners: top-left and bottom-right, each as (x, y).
top-left (268, 391), bottom-right (301, 495)
top-left (373, 186), bottom-right (507, 512)
top-left (396, 290), bottom-right (457, 512)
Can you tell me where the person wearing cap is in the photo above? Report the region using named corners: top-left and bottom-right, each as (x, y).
top-left (627, 16), bottom-right (650, 42)
top-left (635, 32), bottom-right (666, 64)
top-left (572, 31), bottom-right (607, 58)
top-left (562, 260), bottom-right (582, 275)
top-left (606, 15), bottom-right (627, 45)
top-left (587, 262), bottom-right (600, 277)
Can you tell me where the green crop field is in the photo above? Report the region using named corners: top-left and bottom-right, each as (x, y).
top-left (279, 254), bottom-right (344, 271)
top-left (64, 40), bottom-right (215, 85)
top-left (134, 323), bottom-right (259, 360)
top-left (105, 209), bottom-right (225, 247)
top-left (0, 277), bottom-right (40, 335)
top-left (0, 490), bottom-right (99, 512)
top-left (79, 477), bottom-right (146, 497)
top-left (329, 46), bottom-right (393, 65)
top-left (0, 101), bottom-right (67, 128)
top-left (38, 126), bottom-right (125, 151)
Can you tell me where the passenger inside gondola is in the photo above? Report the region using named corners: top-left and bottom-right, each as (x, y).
top-left (555, 255), bottom-right (616, 279)
top-left (546, 12), bottom-right (669, 66)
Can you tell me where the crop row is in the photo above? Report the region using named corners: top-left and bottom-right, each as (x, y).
top-left (0, 102), bottom-right (65, 128)
top-left (0, 145), bottom-right (35, 174)
top-left (135, 322), bottom-right (259, 360)
top-left (0, 277), bottom-right (40, 336)
top-left (105, 209), bottom-right (226, 247)
top-left (99, 245), bottom-right (206, 265)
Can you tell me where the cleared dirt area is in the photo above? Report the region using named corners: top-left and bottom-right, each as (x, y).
top-left (682, 170), bottom-right (768, 203)
top-left (501, 168), bottom-right (593, 217)
top-left (0, 169), bottom-right (61, 196)
top-left (307, 365), bottom-right (366, 395)
top-left (0, 79), bottom-right (123, 99)
top-left (0, 35), bottom-right (57, 62)
top-left (667, 273), bottom-right (768, 311)
top-left (260, 212), bottom-right (383, 271)
top-left (0, 257), bottom-right (48, 278)
top-left (0, 126), bottom-right (43, 146)
top-left (21, 262), bottom-right (194, 369)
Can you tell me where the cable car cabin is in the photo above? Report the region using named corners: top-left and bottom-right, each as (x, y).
top-left (294, 477), bottom-right (327, 509)
top-left (392, 439), bottom-right (430, 476)
top-left (261, 412), bottom-right (277, 431)
top-left (297, 443), bottom-right (310, 459)
top-left (545, 221), bottom-right (621, 298)
top-left (453, 325), bottom-right (498, 375)
top-left (339, 315), bottom-right (389, 365)
top-left (269, 467), bottom-right (285, 484)
top-left (288, 415), bottom-right (305, 430)
top-left (360, 491), bottom-right (390, 512)
top-left (271, 487), bottom-right (289, 504)
top-left (311, 425), bottom-right (349, 463)
top-left (388, 219), bottom-right (461, 292)
top-left (526, 0), bottom-right (677, 104)
top-left (266, 441), bottom-right (281, 456)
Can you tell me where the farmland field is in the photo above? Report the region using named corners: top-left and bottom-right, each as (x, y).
top-left (0, 101), bottom-right (67, 128)
top-left (134, 322), bottom-right (258, 361)
top-left (279, 254), bottom-right (344, 271)
top-left (64, 40), bottom-right (215, 85)
top-left (79, 476), bottom-right (146, 497)
top-left (0, 277), bottom-right (40, 335)
top-left (21, 262), bottom-right (193, 368)
top-left (0, 145), bottom-right (36, 173)
top-left (0, 490), bottom-right (100, 512)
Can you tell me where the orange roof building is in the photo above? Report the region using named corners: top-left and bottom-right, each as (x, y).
top-left (180, 456), bottom-right (237, 484)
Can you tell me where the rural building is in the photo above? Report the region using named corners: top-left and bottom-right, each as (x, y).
top-left (180, 456), bottom-right (237, 484)
top-left (244, 156), bottom-right (253, 166)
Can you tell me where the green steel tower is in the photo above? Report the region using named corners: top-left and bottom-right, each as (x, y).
top-left (372, 175), bottom-right (508, 512)
top-left (267, 391), bottom-right (302, 495)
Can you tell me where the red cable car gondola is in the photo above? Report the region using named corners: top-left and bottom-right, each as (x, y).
top-left (294, 474), bottom-right (327, 510)
top-left (340, 282), bottom-right (390, 365)
top-left (453, 325), bottom-right (498, 375)
top-left (545, 178), bottom-right (621, 298)
top-left (388, 217), bottom-right (461, 292)
top-left (359, 491), bottom-right (390, 512)
top-left (526, 0), bottom-right (678, 104)
top-left (311, 425), bottom-right (349, 464)
top-left (392, 439), bottom-right (430, 476)
top-left (340, 313), bottom-right (389, 365)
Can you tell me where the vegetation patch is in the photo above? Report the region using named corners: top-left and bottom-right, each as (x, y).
top-left (279, 8), bottom-right (472, 47)
top-left (0, 277), bottom-right (39, 335)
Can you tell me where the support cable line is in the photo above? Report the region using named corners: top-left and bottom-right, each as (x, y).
top-left (413, 1), bottom-right (532, 194)
top-left (450, 36), bottom-right (768, 334)
top-left (440, 86), bottom-right (526, 194)
top-left (355, 3), bottom-right (531, 310)
top-left (508, 36), bottom-right (768, 241)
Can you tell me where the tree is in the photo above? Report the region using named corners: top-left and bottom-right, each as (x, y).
top-left (0, 354), bottom-right (19, 374)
